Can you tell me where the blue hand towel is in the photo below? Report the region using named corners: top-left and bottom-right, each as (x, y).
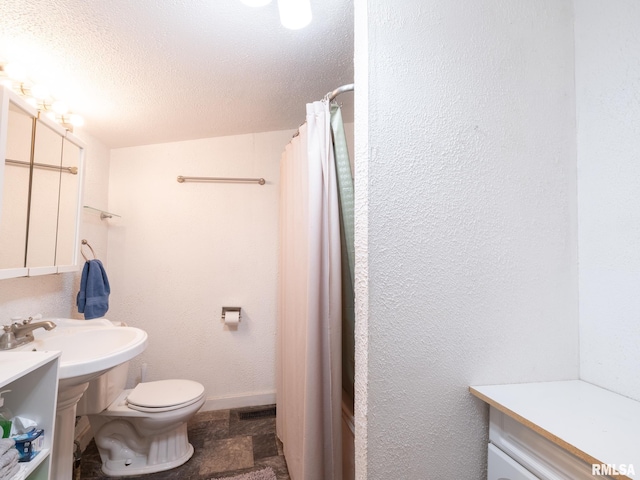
top-left (76, 259), bottom-right (111, 320)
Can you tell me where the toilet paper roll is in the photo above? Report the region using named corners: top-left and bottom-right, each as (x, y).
top-left (224, 310), bottom-right (240, 326)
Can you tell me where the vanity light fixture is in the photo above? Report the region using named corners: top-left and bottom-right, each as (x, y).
top-left (0, 61), bottom-right (84, 131)
top-left (52, 100), bottom-right (69, 115)
top-left (57, 113), bottom-right (84, 131)
top-left (69, 114), bottom-right (84, 127)
top-left (0, 62), bottom-right (26, 82)
top-left (38, 99), bottom-right (69, 115)
top-left (29, 83), bottom-right (49, 100)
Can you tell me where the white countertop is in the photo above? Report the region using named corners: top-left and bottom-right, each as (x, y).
top-left (470, 380), bottom-right (640, 479)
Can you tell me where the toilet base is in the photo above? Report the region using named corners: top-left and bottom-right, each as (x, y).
top-left (101, 442), bottom-right (194, 477)
top-left (94, 417), bottom-right (197, 477)
top-left (88, 381), bottom-right (206, 477)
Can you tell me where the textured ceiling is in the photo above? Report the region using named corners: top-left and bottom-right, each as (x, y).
top-left (0, 0), bottom-right (354, 148)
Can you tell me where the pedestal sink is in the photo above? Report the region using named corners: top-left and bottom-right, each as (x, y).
top-left (16, 319), bottom-right (147, 480)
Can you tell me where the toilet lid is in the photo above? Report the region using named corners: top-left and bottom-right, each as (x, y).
top-left (126, 379), bottom-right (205, 410)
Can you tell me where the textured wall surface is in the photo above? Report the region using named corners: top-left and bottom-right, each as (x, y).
top-left (353, 0), bottom-right (369, 477)
top-left (576, 1), bottom-right (640, 402)
top-left (0, 0), bottom-right (353, 149)
top-left (0, 129), bottom-right (111, 323)
top-left (357, 1), bottom-right (579, 478)
top-left (107, 129), bottom-right (292, 408)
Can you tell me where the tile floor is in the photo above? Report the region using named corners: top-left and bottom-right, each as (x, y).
top-left (77, 405), bottom-right (290, 479)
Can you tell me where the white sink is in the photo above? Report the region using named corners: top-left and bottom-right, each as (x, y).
top-left (17, 318), bottom-right (148, 384)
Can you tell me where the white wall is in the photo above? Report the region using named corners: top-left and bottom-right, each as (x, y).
top-left (353, 0), bottom-right (369, 475)
top-left (107, 129), bottom-right (293, 409)
top-left (575, 1), bottom-right (640, 402)
top-left (0, 130), bottom-right (111, 323)
top-left (355, 1), bottom-right (579, 478)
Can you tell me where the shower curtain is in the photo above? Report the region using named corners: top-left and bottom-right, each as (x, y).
top-left (277, 100), bottom-right (344, 480)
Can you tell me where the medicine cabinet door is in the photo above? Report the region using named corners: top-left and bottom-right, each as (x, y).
top-left (55, 135), bottom-right (83, 270)
top-left (0, 95), bottom-right (34, 278)
top-left (26, 118), bottom-right (64, 274)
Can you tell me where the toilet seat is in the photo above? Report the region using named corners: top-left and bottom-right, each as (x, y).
top-left (126, 379), bottom-right (205, 413)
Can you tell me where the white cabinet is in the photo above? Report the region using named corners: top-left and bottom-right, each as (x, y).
top-left (0, 85), bottom-right (85, 279)
top-left (471, 381), bottom-right (638, 480)
top-left (488, 443), bottom-right (539, 480)
top-left (488, 407), bottom-right (609, 480)
top-left (0, 351), bottom-right (60, 480)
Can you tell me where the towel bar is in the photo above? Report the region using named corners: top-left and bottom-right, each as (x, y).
top-left (177, 176), bottom-right (266, 185)
top-left (81, 239), bottom-right (97, 261)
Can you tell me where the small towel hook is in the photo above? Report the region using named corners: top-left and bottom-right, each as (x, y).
top-left (81, 239), bottom-right (97, 262)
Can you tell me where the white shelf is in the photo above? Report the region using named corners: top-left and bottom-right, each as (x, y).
top-left (11, 448), bottom-right (51, 479)
top-left (0, 352), bottom-right (59, 385)
top-left (83, 205), bottom-right (120, 220)
top-left (471, 380), bottom-right (640, 479)
top-left (0, 351), bottom-right (60, 480)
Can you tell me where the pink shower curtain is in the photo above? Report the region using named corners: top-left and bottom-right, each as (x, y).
top-left (277, 101), bottom-right (342, 480)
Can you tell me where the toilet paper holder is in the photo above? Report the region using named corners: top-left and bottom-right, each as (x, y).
top-left (221, 307), bottom-right (242, 322)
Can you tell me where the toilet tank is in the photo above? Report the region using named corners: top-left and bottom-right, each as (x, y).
top-left (76, 362), bottom-right (130, 416)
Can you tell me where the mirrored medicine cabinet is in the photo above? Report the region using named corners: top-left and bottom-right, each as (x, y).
top-left (0, 85), bottom-right (84, 280)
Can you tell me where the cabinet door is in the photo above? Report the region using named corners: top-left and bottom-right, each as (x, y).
top-left (488, 444), bottom-right (540, 480)
top-left (26, 118), bottom-right (64, 273)
top-left (0, 95), bottom-right (34, 277)
top-left (55, 136), bottom-right (82, 270)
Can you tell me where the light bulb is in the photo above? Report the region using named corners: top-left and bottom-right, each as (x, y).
top-left (69, 113), bottom-right (84, 127)
top-left (277, 0), bottom-right (312, 29)
top-left (52, 100), bottom-right (68, 115)
top-left (240, 0), bottom-right (272, 6)
top-left (30, 83), bottom-right (49, 100)
top-left (1, 62), bottom-right (27, 81)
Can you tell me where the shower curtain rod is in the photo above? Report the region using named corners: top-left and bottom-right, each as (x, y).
top-left (292, 83), bottom-right (354, 139)
top-left (327, 83), bottom-right (354, 101)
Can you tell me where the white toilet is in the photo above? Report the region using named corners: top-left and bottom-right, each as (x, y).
top-left (79, 362), bottom-right (206, 477)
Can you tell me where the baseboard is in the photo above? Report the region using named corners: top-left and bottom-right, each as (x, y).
top-left (201, 391), bottom-right (276, 411)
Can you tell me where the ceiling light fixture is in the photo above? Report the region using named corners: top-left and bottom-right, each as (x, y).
top-left (240, 0), bottom-right (272, 7)
top-left (277, 0), bottom-right (312, 29)
top-left (239, 0), bottom-right (312, 29)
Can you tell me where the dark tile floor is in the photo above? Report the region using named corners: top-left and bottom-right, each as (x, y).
top-left (77, 405), bottom-right (290, 480)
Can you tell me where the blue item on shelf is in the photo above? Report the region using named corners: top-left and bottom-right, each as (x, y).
top-left (12, 428), bottom-right (44, 462)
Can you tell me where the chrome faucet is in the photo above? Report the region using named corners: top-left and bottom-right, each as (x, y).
top-left (0, 316), bottom-right (56, 350)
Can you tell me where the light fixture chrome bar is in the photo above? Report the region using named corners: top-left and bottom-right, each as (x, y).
top-left (177, 176), bottom-right (266, 185)
top-left (327, 83), bottom-right (354, 101)
top-left (5, 158), bottom-right (78, 175)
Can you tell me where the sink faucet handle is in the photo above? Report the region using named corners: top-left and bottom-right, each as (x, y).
top-left (20, 314), bottom-right (42, 325)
